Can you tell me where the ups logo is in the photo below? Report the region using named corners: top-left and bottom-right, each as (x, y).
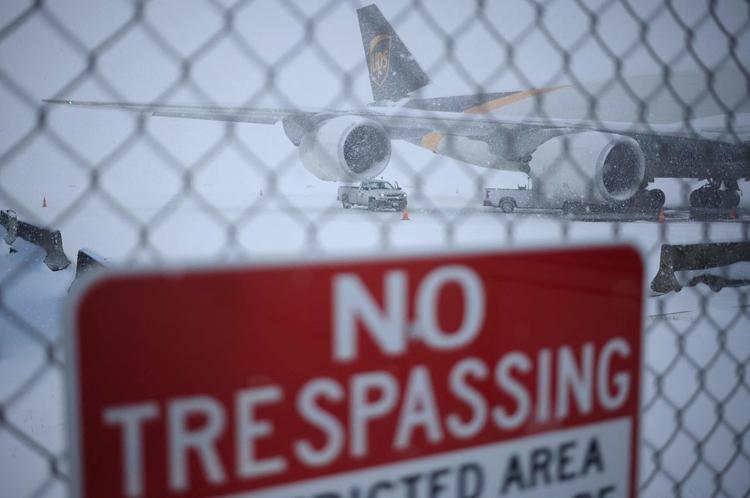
top-left (369, 34), bottom-right (391, 86)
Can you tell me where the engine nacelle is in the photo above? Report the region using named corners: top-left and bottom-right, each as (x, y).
top-left (529, 132), bottom-right (647, 204)
top-left (298, 116), bottom-right (391, 182)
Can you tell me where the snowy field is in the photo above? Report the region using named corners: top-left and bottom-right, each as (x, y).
top-left (1, 194), bottom-right (749, 498)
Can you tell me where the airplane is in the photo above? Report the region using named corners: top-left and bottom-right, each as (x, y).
top-left (45, 4), bottom-right (749, 211)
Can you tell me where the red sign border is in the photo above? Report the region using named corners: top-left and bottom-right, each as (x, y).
top-left (65, 244), bottom-right (646, 498)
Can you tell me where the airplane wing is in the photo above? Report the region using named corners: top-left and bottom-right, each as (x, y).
top-left (42, 100), bottom-right (298, 124)
top-left (44, 99), bottom-right (750, 157)
top-left (43, 98), bottom-right (747, 144)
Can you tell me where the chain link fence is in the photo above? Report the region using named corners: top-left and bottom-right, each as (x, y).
top-left (1, 0), bottom-right (749, 496)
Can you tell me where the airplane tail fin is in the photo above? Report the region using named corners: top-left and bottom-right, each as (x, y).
top-left (357, 4), bottom-right (430, 103)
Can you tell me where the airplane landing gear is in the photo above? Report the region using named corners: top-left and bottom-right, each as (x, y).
top-left (561, 188), bottom-right (665, 217)
top-left (630, 188), bottom-right (665, 212)
top-left (689, 179), bottom-right (741, 209)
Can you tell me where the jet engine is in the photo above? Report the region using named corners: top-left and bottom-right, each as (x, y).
top-left (529, 131), bottom-right (647, 205)
top-left (298, 116), bottom-right (391, 181)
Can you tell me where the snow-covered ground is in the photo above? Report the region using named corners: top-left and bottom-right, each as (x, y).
top-left (1, 195), bottom-right (749, 498)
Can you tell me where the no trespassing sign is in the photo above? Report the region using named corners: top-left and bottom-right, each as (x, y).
top-left (66, 246), bottom-right (643, 498)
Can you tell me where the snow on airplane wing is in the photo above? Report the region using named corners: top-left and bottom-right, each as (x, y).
top-left (42, 100), bottom-right (295, 124)
top-left (43, 99), bottom-right (749, 144)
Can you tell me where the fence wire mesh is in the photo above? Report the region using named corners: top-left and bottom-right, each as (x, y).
top-left (1, 0), bottom-right (749, 497)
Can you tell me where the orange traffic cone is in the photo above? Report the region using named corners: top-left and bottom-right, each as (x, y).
top-left (730, 207), bottom-right (737, 220)
top-left (401, 207), bottom-right (410, 221)
top-left (42, 196), bottom-right (47, 208)
top-left (657, 207), bottom-right (665, 223)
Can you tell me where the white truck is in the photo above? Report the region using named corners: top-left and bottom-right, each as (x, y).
top-left (483, 186), bottom-right (556, 213)
top-left (485, 185), bottom-right (666, 215)
top-left (338, 180), bottom-right (408, 211)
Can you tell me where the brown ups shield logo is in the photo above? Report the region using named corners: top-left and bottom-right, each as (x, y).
top-left (369, 34), bottom-right (391, 87)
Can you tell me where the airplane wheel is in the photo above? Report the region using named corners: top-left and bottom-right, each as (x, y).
top-left (342, 196), bottom-right (351, 209)
top-left (368, 198), bottom-right (376, 211)
top-left (689, 188), bottom-right (702, 208)
top-left (690, 186), bottom-right (721, 209)
top-left (723, 190), bottom-right (740, 209)
top-left (649, 189), bottom-right (666, 210)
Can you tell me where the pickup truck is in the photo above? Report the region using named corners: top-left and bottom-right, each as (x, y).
top-left (484, 186), bottom-right (555, 213)
top-left (338, 180), bottom-right (408, 211)
top-left (485, 185), bottom-right (665, 215)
